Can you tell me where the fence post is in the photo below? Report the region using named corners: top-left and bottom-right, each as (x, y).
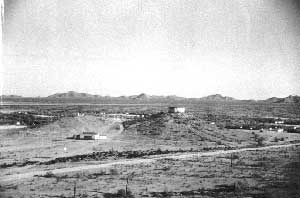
top-left (125, 177), bottom-right (129, 195)
top-left (73, 181), bottom-right (76, 198)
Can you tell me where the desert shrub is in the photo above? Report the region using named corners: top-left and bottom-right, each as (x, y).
top-left (256, 136), bottom-right (265, 147)
top-left (234, 180), bottom-right (249, 194)
top-left (75, 173), bottom-right (82, 178)
top-left (160, 191), bottom-right (172, 198)
top-left (79, 192), bottom-right (89, 198)
top-left (216, 140), bottom-right (222, 145)
top-left (256, 161), bottom-right (267, 167)
top-left (43, 171), bottom-right (55, 178)
top-left (109, 168), bottom-right (119, 175)
top-left (92, 170), bottom-right (106, 177)
top-left (253, 133), bottom-right (258, 139)
top-left (254, 133), bottom-right (265, 147)
top-left (218, 123), bottom-right (226, 129)
top-left (231, 154), bottom-right (239, 160)
top-left (251, 173), bottom-right (262, 178)
top-left (274, 137), bottom-right (284, 142)
top-left (55, 174), bottom-right (67, 182)
top-left (164, 136), bottom-right (171, 140)
top-left (103, 189), bottom-right (135, 198)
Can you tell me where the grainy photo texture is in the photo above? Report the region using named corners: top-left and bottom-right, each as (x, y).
top-left (1, 0), bottom-right (300, 197)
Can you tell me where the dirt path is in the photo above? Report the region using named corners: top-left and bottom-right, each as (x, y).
top-left (1, 143), bottom-right (300, 184)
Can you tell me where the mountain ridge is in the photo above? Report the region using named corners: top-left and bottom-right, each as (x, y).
top-left (2, 91), bottom-right (300, 103)
top-left (0, 95), bottom-right (23, 98)
top-left (198, 94), bottom-right (235, 101)
top-left (264, 95), bottom-right (300, 103)
top-left (47, 91), bottom-right (235, 101)
top-left (47, 91), bottom-right (101, 98)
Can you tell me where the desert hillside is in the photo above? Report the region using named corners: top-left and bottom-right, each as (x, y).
top-left (29, 115), bottom-right (122, 138)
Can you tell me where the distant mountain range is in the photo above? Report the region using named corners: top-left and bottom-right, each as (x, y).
top-left (47, 91), bottom-right (101, 98)
top-left (1, 91), bottom-right (300, 103)
top-left (264, 95), bottom-right (300, 103)
top-left (198, 94), bottom-right (235, 101)
top-left (122, 93), bottom-right (185, 101)
top-left (0, 95), bottom-right (23, 98)
top-left (47, 91), bottom-right (233, 101)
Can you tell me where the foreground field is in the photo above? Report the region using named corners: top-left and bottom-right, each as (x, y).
top-left (1, 144), bottom-right (300, 198)
top-left (0, 102), bottom-right (300, 197)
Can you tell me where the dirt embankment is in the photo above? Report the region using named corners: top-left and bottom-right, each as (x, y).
top-left (0, 115), bottom-right (125, 167)
top-left (0, 148), bottom-right (199, 168)
top-left (123, 113), bottom-right (256, 146)
top-left (29, 115), bottom-right (122, 136)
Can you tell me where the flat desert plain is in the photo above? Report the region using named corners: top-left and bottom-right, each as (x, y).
top-left (0, 102), bottom-right (300, 198)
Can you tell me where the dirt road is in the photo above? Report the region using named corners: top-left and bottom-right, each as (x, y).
top-left (1, 143), bottom-right (300, 184)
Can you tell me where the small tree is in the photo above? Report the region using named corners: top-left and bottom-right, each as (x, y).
top-left (103, 189), bottom-right (135, 198)
top-left (253, 133), bottom-right (265, 147)
top-left (256, 136), bottom-right (265, 147)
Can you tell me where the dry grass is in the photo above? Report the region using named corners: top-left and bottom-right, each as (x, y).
top-left (0, 102), bottom-right (300, 197)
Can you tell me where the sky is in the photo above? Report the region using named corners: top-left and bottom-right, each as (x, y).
top-left (2, 0), bottom-right (300, 99)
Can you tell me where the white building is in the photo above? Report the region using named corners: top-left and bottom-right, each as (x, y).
top-left (77, 112), bottom-right (85, 117)
top-left (168, 107), bottom-right (185, 113)
top-left (275, 120), bottom-right (284, 124)
top-left (277, 129), bottom-right (284, 133)
top-left (81, 132), bottom-right (107, 140)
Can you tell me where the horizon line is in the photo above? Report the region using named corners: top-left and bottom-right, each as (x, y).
top-left (1, 91), bottom-right (299, 101)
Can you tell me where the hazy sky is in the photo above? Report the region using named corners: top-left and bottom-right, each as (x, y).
top-left (2, 0), bottom-right (300, 99)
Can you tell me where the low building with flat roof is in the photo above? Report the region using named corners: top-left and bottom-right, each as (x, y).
top-left (74, 132), bottom-right (107, 140)
top-left (168, 107), bottom-right (185, 113)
